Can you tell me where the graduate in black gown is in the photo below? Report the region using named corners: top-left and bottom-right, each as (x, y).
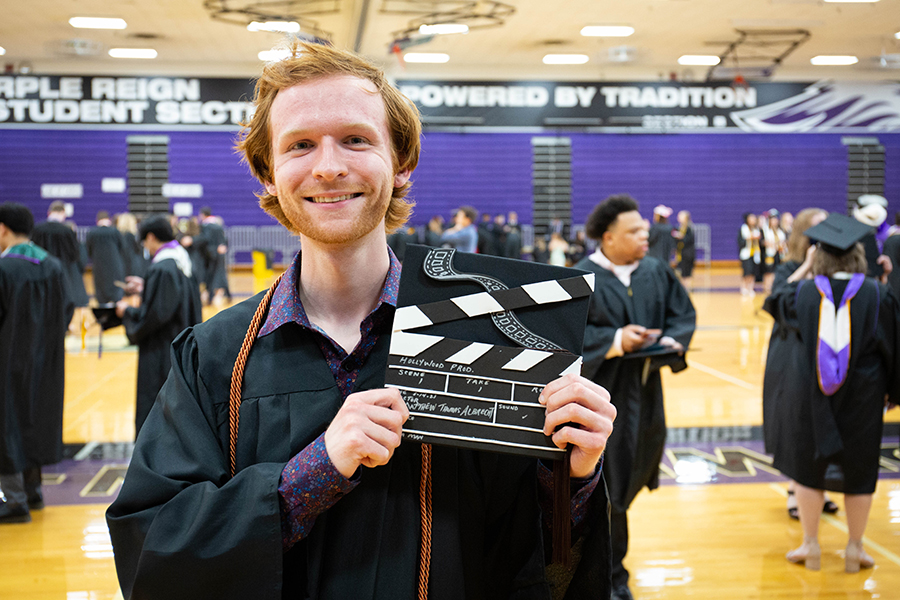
top-left (673, 210), bottom-right (695, 290)
top-left (106, 42), bottom-right (617, 600)
top-left (574, 195), bottom-right (696, 600)
top-left (0, 203), bottom-right (74, 524)
top-left (31, 201), bottom-right (90, 317)
top-left (764, 213), bottom-right (900, 573)
top-left (116, 212), bottom-right (147, 278)
top-left (115, 216), bottom-right (202, 438)
top-left (198, 206), bottom-right (231, 306)
top-left (762, 208), bottom-right (840, 519)
top-left (884, 226), bottom-right (900, 300)
top-left (646, 205), bottom-right (675, 265)
top-left (86, 210), bottom-right (127, 304)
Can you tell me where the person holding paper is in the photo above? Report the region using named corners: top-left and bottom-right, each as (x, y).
top-left (575, 194), bottom-right (696, 600)
top-left (106, 41), bottom-right (617, 600)
top-left (115, 216), bottom-right (202, 438)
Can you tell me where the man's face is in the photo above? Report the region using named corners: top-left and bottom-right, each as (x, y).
top-left (264, 75), bottom-right (410, 247)
top-left (454, 211), bottom-right (471, 228)
top-left (602, 210), bottom-right (649, 264)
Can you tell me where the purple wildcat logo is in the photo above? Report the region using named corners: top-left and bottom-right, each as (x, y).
top-left (730, 81), bottom-right (900, 132)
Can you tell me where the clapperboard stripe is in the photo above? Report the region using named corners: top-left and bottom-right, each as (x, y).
top-left (393, 273), bottom-right (595, 332)
top-left (389, 331), bottom-right (581, 384)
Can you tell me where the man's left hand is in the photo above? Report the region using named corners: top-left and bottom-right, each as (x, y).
top-left (540, 374), bottom-right (616, 478)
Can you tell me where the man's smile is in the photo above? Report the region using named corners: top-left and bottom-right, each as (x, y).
top-left (305, 193), bottom-right (363, 204)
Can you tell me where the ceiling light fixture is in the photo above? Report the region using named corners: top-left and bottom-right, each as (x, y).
top-left (678, 55), bottom-right (721, 66)
top-left (895, 31), bottom-right (900, 39)
top-left (0, 46), bottom-right (5, 56)
top-left (108, 48), bottom-right (157, 59)
top-left (543, 54), bottom-right (589, 65)
top-left (258, 49), bottom-right (292, 61)
top-left (247, 21), bottom-right (301, 33)
top-left (404, 52), bottom-right (450, 63)
top-left (580, 26), bottom-right (634, 37)
top-left (419, 23), bottom-right (469, 35)
top-left (810, 55), bottom-right (858, 65)
top-left (69, 17), bottom-right (127, 29)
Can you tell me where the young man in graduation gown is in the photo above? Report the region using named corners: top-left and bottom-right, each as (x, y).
top-left (106, 42), bottom-right (617, 600)
top-left (115, 216), bottom-right (202, 438)
top-left (198, 206), bottom-right (231, 306)
top-left (31, 201), bottom-right (90, 313)
top-left (0, 203), bottom-right (74, 524)
top-left (86, 210), bottom-right (127, 304)
top-left (574, 195), bottom-right (696, 600)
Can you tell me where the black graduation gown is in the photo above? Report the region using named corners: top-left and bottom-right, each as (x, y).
top-left (0, 250), bottom-right (74, 474)
top-left (86, 225), bottom-right (127, 303)
top-left (765, 277), bottom-right (900, 493)
top-left (884, 234), bottom-right (900, 301)
top-left (575, 256), bottom-right (696, 512)
top-left (201, 222), bottom-right (230, 294)
top-left (121, 231), bottom-right (148, 277)
top-left (676, 226), bottom-right (695, 277)
top-left (122, 257), bottom-right (202, 436)
top-left (761, 260), bottom-right (804, 455)
top-left (646, 223), bottom-right (675, 265)
top-left (107, 293), bottom-right (609, 600)
top-left (31, 221), bottom-right (90, 307)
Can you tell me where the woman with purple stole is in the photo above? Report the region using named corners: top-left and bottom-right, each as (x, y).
top-left (764, 213), bottom-right (900, 573)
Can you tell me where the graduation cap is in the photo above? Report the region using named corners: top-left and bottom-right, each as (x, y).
top-left (91, 304), bottom-right (122, 359)
top-left (804, 213), bottom-right (873, 256)
top-left (92, 304), bottom-right (122, 330)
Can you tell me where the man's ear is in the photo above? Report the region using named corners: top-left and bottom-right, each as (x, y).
top-left (264, 181), bottom-right (278, 197)
top-left (394, 168), bottom-right (411, 189)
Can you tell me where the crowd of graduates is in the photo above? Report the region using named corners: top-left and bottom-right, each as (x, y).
top-left (31, 202), bottom-right (231, 333)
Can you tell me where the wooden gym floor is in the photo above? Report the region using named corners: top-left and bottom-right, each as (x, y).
top-left (1, 267), bottom-right (898, 599)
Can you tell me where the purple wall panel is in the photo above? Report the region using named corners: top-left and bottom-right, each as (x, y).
top-left (0, 129), bottom-right (129, 224)
top-left (166, 131), bottom-right (266, 226)
top-left (408, 132), bottom-right (534, 225)
top-left (571, 133), bottom-right (853, 259)
top-left (2, 128), bottom-right (897, 259)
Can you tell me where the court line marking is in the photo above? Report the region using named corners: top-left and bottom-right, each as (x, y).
top-left (687, 360), bottom-right (761, 392)
top-left (767, 483), bottom-right (900, 568)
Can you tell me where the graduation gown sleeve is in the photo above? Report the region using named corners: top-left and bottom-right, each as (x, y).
top-left (106, 326), bottom-right (286, 600)
top-left (122, 264), bottom-right (186, 345)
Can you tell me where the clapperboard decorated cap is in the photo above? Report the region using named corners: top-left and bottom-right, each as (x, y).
top-left (804, 212), bottom-right (872, 256)
top-left (385, 244), bottom-right (595, 461)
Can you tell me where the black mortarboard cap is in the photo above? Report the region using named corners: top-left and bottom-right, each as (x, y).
top-left (92, 304), bottom-right (122, 330)
top-left (804, 213), bottom-right (872, 255)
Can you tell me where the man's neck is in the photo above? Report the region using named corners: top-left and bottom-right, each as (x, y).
top-left (0, 234), bottom-right (31, 254)
top-left (298, 230), bottom-right (391, 353)
top-left (600, 247), bottom-right (636, 267)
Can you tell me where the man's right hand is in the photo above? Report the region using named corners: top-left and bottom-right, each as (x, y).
top-left (621, 324), bottom-right (661, 353)
top-left (324, 388), bottom-right (409, 478)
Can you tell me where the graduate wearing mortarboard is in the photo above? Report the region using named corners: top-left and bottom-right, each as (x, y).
top-left (764, 213), bottom-right (900, 573)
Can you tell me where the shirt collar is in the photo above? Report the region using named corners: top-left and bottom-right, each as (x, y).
top-left (589, 247), bottom-right (640, 287)
top-left (258, 245), bottom-right (401, 338)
